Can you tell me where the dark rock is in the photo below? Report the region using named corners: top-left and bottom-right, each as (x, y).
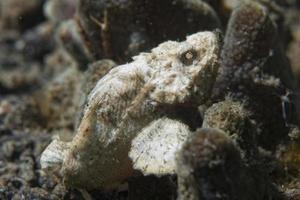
top-left (214, 1), bottom-right (297, 151)
top-left (129, 175), bottom-right (177, 200)
top-left (176, 128), bottom-right (282, 200)
top-left (76, 0), bottom-right (221, 63)
top-left (203, 98), bottom-right (258, 161)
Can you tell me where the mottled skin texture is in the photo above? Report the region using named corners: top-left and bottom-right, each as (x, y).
top-left (74, 59), bottom-right (117, 129)
top-left (41, 31), bottom-right (220, 190)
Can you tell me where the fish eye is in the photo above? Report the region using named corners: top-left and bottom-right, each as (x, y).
top-left (180, 49), bottom-right (198, 65)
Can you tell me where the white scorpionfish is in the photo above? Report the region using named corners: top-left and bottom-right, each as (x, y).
top-left (41, 31), bottom-right (220, 190)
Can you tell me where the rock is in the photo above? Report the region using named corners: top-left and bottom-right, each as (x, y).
top-left (57, 20), bottom-right (92, 68)
top-left (176, 128), bottom-right (281, 200)
top-left (202, 98), bottom-right (258, 160)
top-left (214, 1), bottom-right (298, 151)
top-left (0, 0), bottom-right (45, 31)
top-left (76, 0), bottom-right (221, 62)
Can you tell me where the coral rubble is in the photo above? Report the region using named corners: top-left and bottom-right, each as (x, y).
top-left (1, 0), bottom-right (300, 199)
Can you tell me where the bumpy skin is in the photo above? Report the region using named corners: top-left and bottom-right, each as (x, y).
top-left (41, 31), bottom-right (220, 190)
top-left (74, 59), bottom-right (116, 129)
